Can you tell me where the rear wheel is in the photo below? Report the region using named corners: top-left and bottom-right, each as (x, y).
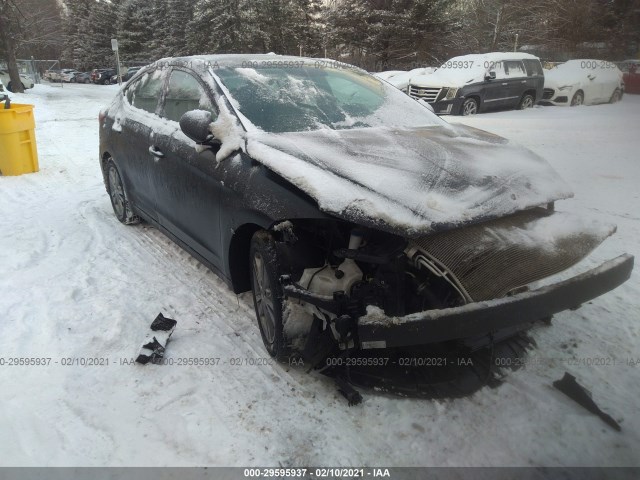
top-left (250, 230), bottom-right (290, 360)
top-left (461, 97), bottom-right (478, 116)
top-left (105, 158), bottom-right (140, 225)
top-left (609, 88), bottom-right (621, 103)
top-left (571, 91), bottom-right (584, 106)
top-left (518, 93), bottom-right (535, 110)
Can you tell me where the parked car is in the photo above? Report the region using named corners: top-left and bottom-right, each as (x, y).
top-left (57, 69), bottom-right (78, 82)
top-left (74, 72), bottom-right (92, 84)
top-left (542, 60), bottom-right (624, 106)
top-left (92, 68), bottom-right (117, 85)
top-left (0, 69), bottom-right (35, 91)
top-left (0, 79), bottom-right (11, 102)
top-left (99, 54), bottom-right (633, 361)
top-left (407, 52), bottom-right (544, 115)
top-left (44, 69), bottom-right (61, 82)
top-left (110, 67), bottom-right (144, 85)
top-left (620, 60), bottom-right (640, 94)
top-left (375, 67), bottom-right (435, 91)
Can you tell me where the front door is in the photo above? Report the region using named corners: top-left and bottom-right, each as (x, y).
top-left (150, 68), bottom-right (224, 267)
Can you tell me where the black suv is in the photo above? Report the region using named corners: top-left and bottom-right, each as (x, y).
top-left (92, 68), bottom-right (117, 85)
top-left (407, 53), bottom-right (545, 115)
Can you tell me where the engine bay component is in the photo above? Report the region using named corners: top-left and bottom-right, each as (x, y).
top-left (407, 208), bottom-right (615, 302)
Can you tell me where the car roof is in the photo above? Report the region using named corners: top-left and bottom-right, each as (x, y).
top-left (149, 53), bottom-right (365, 71)
top-left (446, 52), bottom-right (540, 63)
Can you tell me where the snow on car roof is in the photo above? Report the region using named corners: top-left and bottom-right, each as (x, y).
top-left (152, 53), bottom-right (367, 71)
top-left (445, 52), bottom-right (540, 63)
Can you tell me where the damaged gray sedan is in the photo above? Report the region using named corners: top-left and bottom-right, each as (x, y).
top-left (99, 54), bottom-right (634, 364)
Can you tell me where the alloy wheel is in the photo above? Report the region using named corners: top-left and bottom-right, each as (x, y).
top-left (107, 165), bottom-right (126, 220)
top-left (252, 251), bottom-right (276, 344)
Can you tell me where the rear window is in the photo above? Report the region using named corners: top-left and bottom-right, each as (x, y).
top-left (523, 59), bottom-right (544, 77)
top-left (503, 61), bottom-right (526, 77)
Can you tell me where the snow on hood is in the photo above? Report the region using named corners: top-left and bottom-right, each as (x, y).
top-left (410, 68), bottom-right (483, 88)
top-left (380, 68), bottom-right (436, 90)
top-left (244, 124), bottom-right (573, 237)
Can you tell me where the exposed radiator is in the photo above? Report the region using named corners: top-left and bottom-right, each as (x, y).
top-left (407, 208), bottom-right (614, 302)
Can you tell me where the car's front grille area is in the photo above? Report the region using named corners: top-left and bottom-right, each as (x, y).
top-left (543, 88), bottom-right (555, 100)
top-left (408, 208), bottom-right (613, 302)
top-left (408, 86), bottom-right (442, 103)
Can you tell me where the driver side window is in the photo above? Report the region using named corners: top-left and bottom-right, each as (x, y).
top-left (163, 70), bottom-right (217, 123)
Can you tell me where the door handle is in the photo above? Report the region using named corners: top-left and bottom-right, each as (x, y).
top-left (148, 146), bottom-right (164, 158)
top-left (501, 82), bottom-right (508, 86)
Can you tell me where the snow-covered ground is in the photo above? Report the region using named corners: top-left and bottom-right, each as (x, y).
top-left (1, 84), bottom-right (639, 467)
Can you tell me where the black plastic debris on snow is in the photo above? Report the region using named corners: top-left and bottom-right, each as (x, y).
top-left (136, 313), bottom-right (178, 365)
top-left (553, 372), bottom-right (622, 432)
top-left (317, 332), bottom-right (535, 403)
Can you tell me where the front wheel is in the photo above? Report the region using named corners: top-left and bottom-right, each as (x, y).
top-left (518, 93), bottom-right (535, 110)
top-left (250, 230), bottom-right (289, 360)
top-left (571, 91), bottom-right (584, 106)
top-left (461, 98), bottom-right (478, 116)
top-left (610, 88), bottom-right (621, 104)
top-left (105, 158), bottom-right (140, 225)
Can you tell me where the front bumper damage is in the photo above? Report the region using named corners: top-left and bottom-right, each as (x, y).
top-left (283, 254), bottom-right (634, 350)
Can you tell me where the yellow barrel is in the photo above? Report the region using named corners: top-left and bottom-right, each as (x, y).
top-left (0, 103), bottom-right (39, 176)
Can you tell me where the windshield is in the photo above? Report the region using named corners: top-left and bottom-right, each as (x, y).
top-left (214, 65), bottom-right (445, 133)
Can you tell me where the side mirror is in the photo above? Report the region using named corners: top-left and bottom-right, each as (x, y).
top-left (485, 71), bottom-right (496, 81)
top-left (179, 110), bottom-right (217, 145)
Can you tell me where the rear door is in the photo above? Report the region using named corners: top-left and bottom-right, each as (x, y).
top-left (502, 60), bottom-right (528, 108)
top-left (115, 69), bottom-right (166, 219)
top-left (151, 67), bottom-right (224, 266)
top-left (523, 59), bottom-right (544, 101)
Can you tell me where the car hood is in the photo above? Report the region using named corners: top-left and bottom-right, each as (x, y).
top-left (244, 124), bottom-right (573, 237)
top-left (543, 69), bottom-right (581, 90)
top-left (410, 68), bottom-right (483, 89)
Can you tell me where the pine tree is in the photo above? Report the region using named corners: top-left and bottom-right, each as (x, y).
top-left (163, 0), bottom-right (198, 56)
top-left (117, 0), bottom-right (156, 63)
top-left (78, 0), bottom-right (119, 69)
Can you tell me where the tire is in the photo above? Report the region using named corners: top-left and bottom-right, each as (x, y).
top-left (250, 230), bottom-right (290, 360)
top-left (609, 88), bottom-right (621, 104)
top-left (518, 93), bottom-right (535, 110)
top-left (84, 79), bottom-right (91, 84)
top-left (460, 97), bottom-right (478, 116)
top-left (105, 158), bottom-right (140, 225)
top-left (70, 78), bottom-right (76, 83)
top-left (7, 82), bottom-right (12, 92)
top-left (570, 91), bottom-right (584, 106)
top-left (103, 78), bottom-right (110, 85)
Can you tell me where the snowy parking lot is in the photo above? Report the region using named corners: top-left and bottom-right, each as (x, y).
top-left (1, 83), bottom-right (639, 467)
